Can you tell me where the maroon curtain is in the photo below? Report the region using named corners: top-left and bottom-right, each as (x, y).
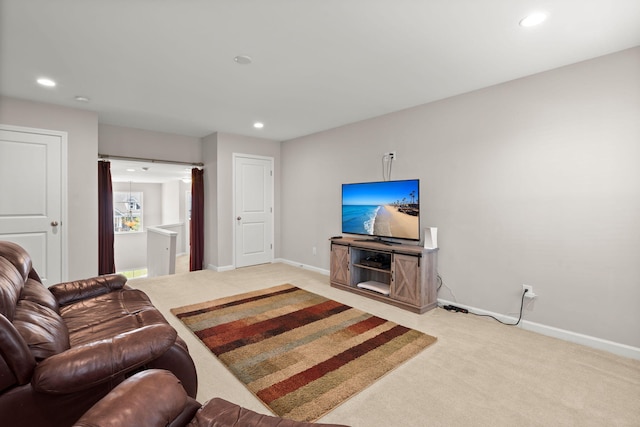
top-left (190, 168), bottom-right (204, 271)
top-left (98, 161), bottom-right (115, 275)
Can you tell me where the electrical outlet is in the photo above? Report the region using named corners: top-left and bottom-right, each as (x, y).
top-left (385, 151), bottom-right (396, 160)
top-left (312, 246), bottom-right (317, 256)
top-left (522, 284), bottom-right (536, 298)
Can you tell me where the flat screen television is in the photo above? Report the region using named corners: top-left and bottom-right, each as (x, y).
top-left (342, 179), bottom-right (420, 242)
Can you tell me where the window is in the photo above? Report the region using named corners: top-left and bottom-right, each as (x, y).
top-left (114, 191), bottom-right (143, 233)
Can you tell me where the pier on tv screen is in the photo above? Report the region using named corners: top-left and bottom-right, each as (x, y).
top-left (341, 179), bottom-right (420, 241)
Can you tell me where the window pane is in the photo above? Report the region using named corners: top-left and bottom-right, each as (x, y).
top-left (114, 191), bottom-right (143, 233)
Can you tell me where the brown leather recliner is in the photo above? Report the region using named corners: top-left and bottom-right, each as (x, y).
top-left (74, 369), bottom-right (350, 427)
top-left (0, 241), bottom-right (198, 426)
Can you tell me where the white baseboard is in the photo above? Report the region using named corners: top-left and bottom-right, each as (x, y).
top-left (206, 260), bottom-right (330, 274)
top-left (275, 258), bottom-right (330, 276)
top-left (438, 298), bottom-right (640, 360)
top-left (206, 263), bottom-right (234, 272)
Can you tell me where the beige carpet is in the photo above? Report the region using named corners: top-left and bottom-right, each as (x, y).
top-left (131, 263), bottom-right (640, 427)
top-left (175, 254), bottom-right (189, 274)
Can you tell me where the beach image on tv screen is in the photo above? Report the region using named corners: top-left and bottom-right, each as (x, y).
top-left (342, 180), bottom-right (419, 240)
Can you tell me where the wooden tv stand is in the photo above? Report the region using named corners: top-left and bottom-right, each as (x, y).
top-left (329, 237), bottom-right (438, 314)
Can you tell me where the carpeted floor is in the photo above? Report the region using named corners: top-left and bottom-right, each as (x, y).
top-left (171, 284), bottom-right (437, 421)
top-left (131, 263), bottom-right (640, 427)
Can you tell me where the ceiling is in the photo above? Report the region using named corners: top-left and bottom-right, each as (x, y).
top-left (1, 0), bottom-right (639, 141)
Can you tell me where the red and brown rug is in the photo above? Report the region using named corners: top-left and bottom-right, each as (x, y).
top-left (171, 284), bottom-right (436, 422)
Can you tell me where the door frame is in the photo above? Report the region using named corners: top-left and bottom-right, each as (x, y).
top-left (0, 124), bottom-right (68, 282)
top-left (232, 153), bottom-right (274, 269)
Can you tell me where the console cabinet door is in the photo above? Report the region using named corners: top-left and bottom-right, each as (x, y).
top-left (330, 244), bottom-right (350, 285)
top-left (391, 253), bottom-right (420, 305)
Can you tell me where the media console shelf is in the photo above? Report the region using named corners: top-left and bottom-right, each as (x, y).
top-left (329, 237), bottom-right (438, 314)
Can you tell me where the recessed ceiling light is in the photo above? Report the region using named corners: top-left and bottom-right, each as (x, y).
top-left (37, 77), bottom-right (56, 87)
top-left (520, 12), bottom-right (547, 27)
top-left (126, 168), bottom-right (136, 172)
top-left (74, 95), bottom-right (90, 102)
top-left (253, 122), bottom-right (264, 129)
top-left (234, 55), bottom-right (252, 65)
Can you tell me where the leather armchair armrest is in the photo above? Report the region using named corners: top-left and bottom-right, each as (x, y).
top-left (32, 324), bottom-right (177, 394)
top-left (49, 274), bottom-right (127, 306)
top-left (73, 369), bottom-right (201, 427)
top-left (190, 398), bottom-right (351, 427)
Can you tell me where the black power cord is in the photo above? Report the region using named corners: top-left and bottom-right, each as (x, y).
top-left (442, 288), bottom-right (529, 326)
top-left (469, 288), bottom-right (528, 326)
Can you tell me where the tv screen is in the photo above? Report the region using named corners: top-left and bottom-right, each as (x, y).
top-left (342, 179), bottom-right (420, 241)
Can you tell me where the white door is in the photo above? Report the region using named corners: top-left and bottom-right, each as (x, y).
top-left (234, 155), bottom-right (273, 268)
top-left (0, 125), bottom-right (66, 285)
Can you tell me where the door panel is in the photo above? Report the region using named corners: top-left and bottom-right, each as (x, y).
top-left (234, 155), bottom-right (273, 268)
top-left (0, 127), bottom-right (64, 285)
top-left (330, 244), bottom-right (350, 285)
top-left (391, 253), bottom-right (420, 305)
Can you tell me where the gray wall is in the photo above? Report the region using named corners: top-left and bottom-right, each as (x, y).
top-left (280, 47), bottom-right (640, 348)
top-left (0, 96), bottom-right (99, 280)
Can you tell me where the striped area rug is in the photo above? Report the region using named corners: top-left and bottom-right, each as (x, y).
top-left (171, 284), bottom-right (436, 422)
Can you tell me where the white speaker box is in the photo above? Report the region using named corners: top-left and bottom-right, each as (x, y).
top-left (423, 227), bottom-right (438, 249)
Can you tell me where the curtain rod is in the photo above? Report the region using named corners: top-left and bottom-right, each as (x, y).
top-left (98, 153), bottom-right (204, 167)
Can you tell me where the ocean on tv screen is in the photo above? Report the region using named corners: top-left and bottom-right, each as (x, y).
top-left (342, 180), bottom-right (419, 240)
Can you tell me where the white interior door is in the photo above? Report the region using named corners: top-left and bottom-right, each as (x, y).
top-left (234, 155), bottom-right (273, 268)
top-left (0, 125), bottom-right (66, 285)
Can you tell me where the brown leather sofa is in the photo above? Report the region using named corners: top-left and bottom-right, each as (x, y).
top-left (74, 369), bottom-right (349, 427)
top-left (0, 241), bottom-right (198, 426)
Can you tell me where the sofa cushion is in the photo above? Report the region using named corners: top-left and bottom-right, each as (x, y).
top-left (20, 278), bottom-right (59, 313)
top-left (60, 289), bottom-right (154, 330)
top-left (68, 308), bottom-right (169, 347)
top-left (0, 313), bottom-right (36, 390)
top-left (60, 288), bottom-right (170, 347)
top-left (0, 257), bottom-right (24, 320)
top-left (50, 274), bottom-right (127, 306)
top-left (0, 241), bottom-right (31, 281)
top-left (13, 299), bottom-right (70, 360)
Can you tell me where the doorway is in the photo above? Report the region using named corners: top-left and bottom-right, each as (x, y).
top-left (234, 154), bottom-right (274, 268)
top-left (0, 125), bottom-right (67, 285)
top-left (108, 159), bottom-right (193, 277)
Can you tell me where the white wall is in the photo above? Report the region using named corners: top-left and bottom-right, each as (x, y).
top-left (0, 96), bottom-right (99, 280)
top-left (280, 47), bottom-right (640, 348)
top-left (162, 180), bottom-right (181, 224)
top-left (98, 123), bottom-right (201, 163)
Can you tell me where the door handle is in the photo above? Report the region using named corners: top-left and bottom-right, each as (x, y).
top-left (237, 216), bottom-right (242, 221)
top-left (51, 221), bottom-right (59, 227)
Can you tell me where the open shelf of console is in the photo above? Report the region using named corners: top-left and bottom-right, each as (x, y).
top-left (329, 237), bottom-right (438, 314)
